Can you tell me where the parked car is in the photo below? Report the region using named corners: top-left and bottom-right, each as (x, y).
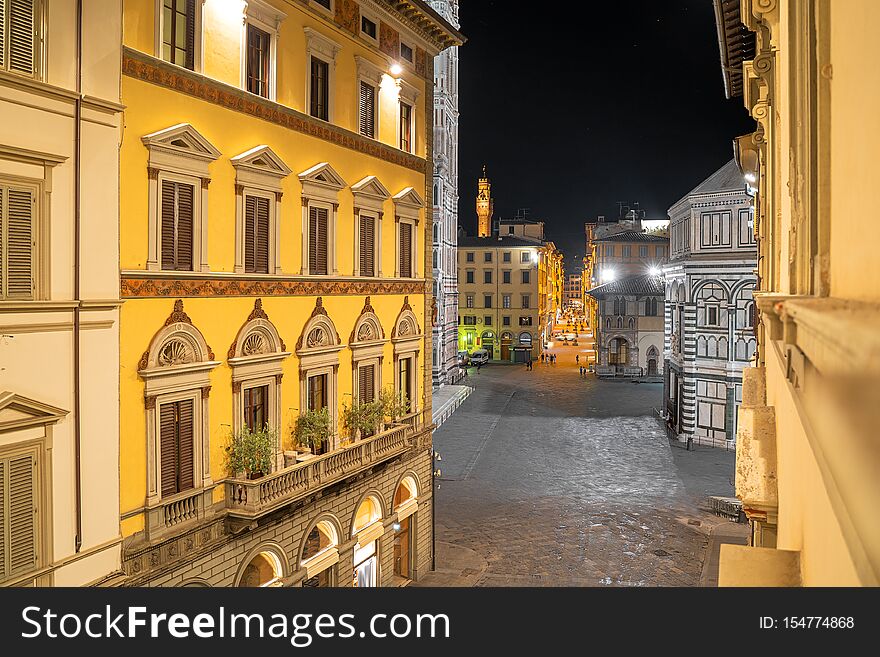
top-left (469, 349), bottom-right (490, 365)
top-left (457, 350), bottom-right (470, 367)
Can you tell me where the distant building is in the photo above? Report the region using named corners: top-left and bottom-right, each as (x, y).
top-left (475, 166), bottom-right (493, 238)
top-left (431, 0), bottom-right (461, 386)
top-left (586, 275), bottom-right (665, 377)
top-left (563, 272), bottom-right (583, 310)
top-left (663, 159), bottom-right (757, 448)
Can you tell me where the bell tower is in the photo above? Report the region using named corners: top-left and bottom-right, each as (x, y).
top-left (476, 164), bottom-right (493, 237)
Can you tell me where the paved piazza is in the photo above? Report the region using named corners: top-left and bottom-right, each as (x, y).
top-left (418, 340), bottom-right (738, 587)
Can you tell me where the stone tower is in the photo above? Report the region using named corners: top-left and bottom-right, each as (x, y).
top-left (476, 165), bottom-right (493, 237)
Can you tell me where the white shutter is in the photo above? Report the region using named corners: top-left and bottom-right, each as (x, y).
top-left (8, 0), bottom-right (35, 75)
top-left (4, 186), bottom-right (35, 298)
top-left (0, 459), bottom-right (5, 577)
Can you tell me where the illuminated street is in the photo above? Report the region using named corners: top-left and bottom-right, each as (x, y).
top-left (420, 337), bottom-right (741, 586)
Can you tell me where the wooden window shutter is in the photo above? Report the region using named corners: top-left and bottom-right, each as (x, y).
top-left (0, 452), bottom-right (38, 579)
top-left (2, 186), bottom-right (35, 299)
top-left (6, 0), bottom-right (36, 75)
top-left (359, 82), bottom-right (375, 138)
top-left (161, 181), bottom-right (194, 271)
top-left (0, 0), bottom-right (5, 69)
top-left (159, 400), bottom-right (195, 497)
top-left (255, 196), bottom-right (270, 273)
top-left (399, 222), bottom-right (412, 278)
top-left (184, 0), bottom-right (196, 70)
top-left (177, 399), bottom-right (195, 492)
top-left (244, 195), bottom-right (256, 272)
top-left (359, 364), bottom-right (375, 402)
top-left (309, 206), bottom-right (328, 275)
top-left (359, 214), bottom-right (374, 277)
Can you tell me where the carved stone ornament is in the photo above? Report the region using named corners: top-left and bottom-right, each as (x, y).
top-left (357, 323), bottom-right (375, 342)
top-left (242, 332), bottom-right (268, 356)
top-left (139, 299), bottom-right (215, 370)
top-left (158, 339), bottom-right (192, 366)
top-left (227, 298), bottom-right (287, 358)
top-left (307, 327), bottom-right (329, 348)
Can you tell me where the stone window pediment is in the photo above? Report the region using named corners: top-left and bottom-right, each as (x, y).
top-left (299, 162), bottom-right (348, 198)
top-left (141, 123), bottom-right (220, 177)
top-left (0, 393), bottom-right (67, 432)
top-left (139, 300), bottom-right (218, 382)
top-left (228, 299), bottom-right (290, 369)
top-left (351, 175), bottom-right (391, 211)
top-left (232, 145), bottom-right (292, 188)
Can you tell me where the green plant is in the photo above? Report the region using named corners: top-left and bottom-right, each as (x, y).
top-left (294, 407), bottom-right (332, 450)
top-left (225, 424), bottom-right (276, 478)
top-left (342, 398), bottom-right (385, 439)
top-left (378, 386), bottom-right (410, 422)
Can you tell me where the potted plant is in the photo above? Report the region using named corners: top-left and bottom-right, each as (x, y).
top-left (224, 424), bottom-right (277, 480)
top-left (378, 386), bottom-right (410, 424)
top-left (342, 398), bottom-right (384, 441)
top-left (294, 407), bottom-right (332, 455)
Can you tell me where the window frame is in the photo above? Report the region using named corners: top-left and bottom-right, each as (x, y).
top-left (304, 27), bottom-right (341, 123)
top-left (0, 174), bottom-right (45, 301)
top-left (240, 1), bottom-right (285, 101)
top-left (0, 441), bottom-right (47, 586)
top-left (155, 0), bottom-right (202, 72)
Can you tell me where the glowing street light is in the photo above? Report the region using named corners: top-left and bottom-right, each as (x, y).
top-left (389, 63), bottom-right (403, 76)
top-left (649, 266), bottom-right (662, 276)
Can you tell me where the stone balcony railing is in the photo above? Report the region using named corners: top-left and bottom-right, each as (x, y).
top-left (224, 423), bottom-right (412, 520)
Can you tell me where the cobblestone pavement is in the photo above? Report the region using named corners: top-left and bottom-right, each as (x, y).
top-left (417, 339), bottom-right (737, 587)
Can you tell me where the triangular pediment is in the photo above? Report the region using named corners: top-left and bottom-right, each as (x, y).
top-left (298, 162), bottom-right (348, 190)
top-left (231, 145), bottom-right (292, 178)
top-left (392, 187), bottom-right (424, 209)
top-left (141, 123), bottom-right (221, 162)
top-left (351, 176), bottom-right (391, 201)
top-left (0, 392), bottom-right (68, 432)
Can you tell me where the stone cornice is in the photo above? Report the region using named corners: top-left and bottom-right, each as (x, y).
top-left (122, 47), bottom-right (427, 175)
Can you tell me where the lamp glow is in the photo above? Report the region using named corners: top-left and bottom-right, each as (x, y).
top-left (744, 172), bottom-right (756, 183)
top-left (649, 266), bottom-right (661, 276)
top-left (390, 63), bottom-right (403, 76)
top-left (601, 269), bottom-right (616, 282)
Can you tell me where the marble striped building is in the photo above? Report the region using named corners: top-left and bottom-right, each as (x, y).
top-left (663, 160), bottom-right (757, 448)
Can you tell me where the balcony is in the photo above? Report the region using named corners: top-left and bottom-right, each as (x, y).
top-left (224, 423), bottom-right (413, 520)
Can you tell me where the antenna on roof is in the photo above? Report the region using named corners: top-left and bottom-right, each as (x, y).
top-left (515, 208), bottom-right (530, 220)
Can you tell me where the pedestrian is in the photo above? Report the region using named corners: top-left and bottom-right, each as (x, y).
top-left (576, 354), bottom-right (580, 364)
top-left (540, 353), bottom-right (544, 363)
top-left (477, 362), bottom-right (482, 374)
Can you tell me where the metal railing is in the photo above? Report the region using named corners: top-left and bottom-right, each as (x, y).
top-left (224, 423), bottom-right (411, 519)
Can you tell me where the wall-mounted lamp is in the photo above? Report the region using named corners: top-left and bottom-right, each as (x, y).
top-left (389, 63), bottom-right (403, 76)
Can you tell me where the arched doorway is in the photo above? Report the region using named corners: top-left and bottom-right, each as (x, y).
top-left (500, 332), bottom-right (513, 361)
top-left (480, 331), bottom-right (495, 359)
top-left (392, 476), bottom-right (419, 581)
top-left (646, 346), bottom-right (659, 375)
top-left (301, 519), bottom-right (340, 587)
top-left (237, 549), bottom-right (285, 587)
top-left (352, 495), bottom-right (383, 587)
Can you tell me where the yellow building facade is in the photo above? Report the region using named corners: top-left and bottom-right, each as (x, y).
top-left (119, 0), bottom-right (460, 586)
top-left (715, 0), bottom-right (880, 585)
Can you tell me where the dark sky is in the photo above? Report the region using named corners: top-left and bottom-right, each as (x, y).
top-left (455, 0), bottom-right (755, 268)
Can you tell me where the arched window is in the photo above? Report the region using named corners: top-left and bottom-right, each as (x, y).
top-left (747, 302), bottom-right (756, 328)
top-left (238, 549), bottom-right (285, 587)
top-left (393, 476), bottom-right (419, 581)
top-left (518, 332), bottom-right (532, 347)
top-left (617, 316), bottom-right (623, 328)
top-left (352, 495), bottom-right (384, 588)
top-left (301, 518), bottom-right (340, 588)
top-left (613, 298), bottom-right (620, 315)
top-left (605, 317), bottom-right (612, 330)
top-left (628, 317), bottom-right (635, 330)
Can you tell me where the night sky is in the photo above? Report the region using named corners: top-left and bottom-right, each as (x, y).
top-left (455, 0), bottom-right (755, 268)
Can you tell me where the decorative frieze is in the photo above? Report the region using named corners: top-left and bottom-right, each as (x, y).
top-left (121, 276), bottom-right (427, 298)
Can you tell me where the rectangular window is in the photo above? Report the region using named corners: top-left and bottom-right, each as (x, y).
top-left (707, 306), bottom-right (719, 326)
top-left (160, 180), bottom-right (195, 271)
top-left (484, 294), bottom-right (492, 308)
top-left (400, 42), bottom-right (413, 63)
top-left (484, 315), bottom-right (492, 326)
top-left (502, 251), bottom-right (511, 262)
top-left (605, 245), bottom-right (615, 257)
top-left (399, 222), bottom-right (413, 277)
top-left (358, 364), bottom-right (375, 403)
top-left (521, 270), bottom-right (530, 284)
top-left (466, 295), bottom-right (473, 308)
top-left (159, 399), bottom-right (195, 497)
top-left (465, 270), bottom-right (474, 284)
top-left (503, 270), bottom-right (511, 284)
top-left (398, 357), bottom-right (412, 412)
top-left (244, 195), bottom-right (270, 274)
top-left (358, 81), bottom-right (376, 138)
top-left (656, 245), bottom-right (664, 258)
top-left (399, 102), bottom-right (412, 152)
top-left (639, 245), bottom-right (647, 258)
top-left (0, 183), bottom-right (36, 299)
top-left (360, 15), bottom-right (376, 39)
top-left (622, 245), bottom-right (631, 257)
top-left (244, 385), bottom-right (269, 431)
top-left (484, 270), bottom-right (492, 284)
top-left (463, 315), bottom-right (476, 325)
top-left (0, 448), bottom-right (39, 582)
top-left (521, 294), bottom-right (530, 308)
top-left (308, 374), bottom-right (327, 411)
top-left (502, 316), bottom-right (510, 326)
top-left (310, 57), bottom-right (329, 120)
top-left (519, 316), bottom-right (533, 326)
top-left (1, 0), bottom-right (38, 75)
top-left (359, 213), bottom-right (375, 276)
top-left (161, 0), bottom-right (196, 70)
top-left (503, 295), bottom-right (511, 309)
top-left (313, 0), bottom-right (331, 9)
top-left (308, 206), bottom-right (329, 275)
top-left (520, 252), bottom-right (530, 263)
top-left (466, 252), bottom-right (474, 263)
top-left (484, 251), bottom-right (492, 263)
top-left (245, 23), bottom-right (271, 98)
